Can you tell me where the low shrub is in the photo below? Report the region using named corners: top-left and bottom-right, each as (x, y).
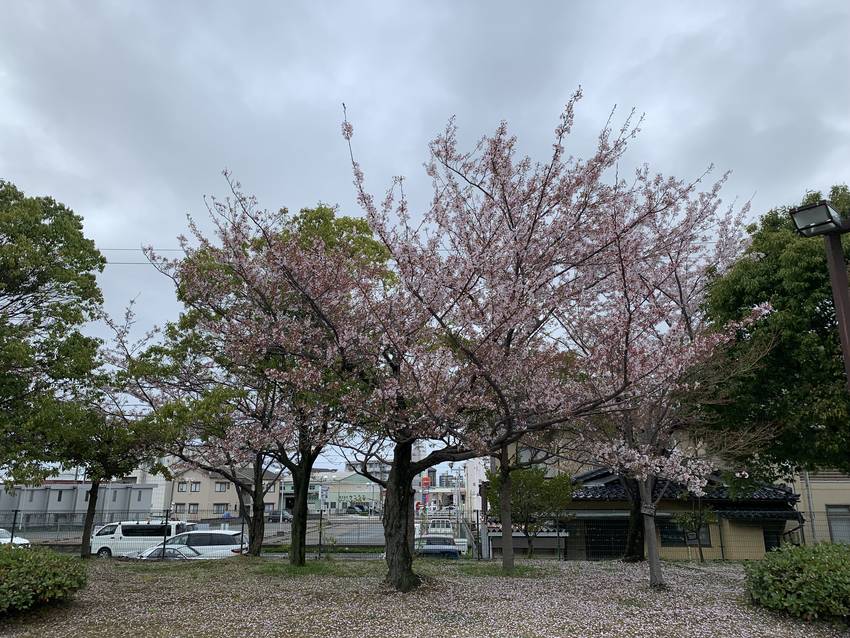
top-left (744, 543), bottom-right (850, 621)
top-left (0, 546), bottom-right (87, 615)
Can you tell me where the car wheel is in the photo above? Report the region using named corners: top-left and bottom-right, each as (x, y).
top-left (96, 547), bottom-right (112, 558)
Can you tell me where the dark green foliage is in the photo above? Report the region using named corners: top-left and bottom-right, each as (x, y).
top-left (0, 547), bottom-right (87, 615)
top-left (672, 504), bottom-right (716, 563)
top-left (0, 180), bottom-right (105, 481)
top-left (745, 543), bottom-right (850, 621)
top-left (486, 467), bottom-right (574, 557)
top-left (705, 185), bottom-right (850, 475)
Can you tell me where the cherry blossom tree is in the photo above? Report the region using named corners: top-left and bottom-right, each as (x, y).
top-left (344, 92), bottom-right (743, 575)
top-left (559, 174), bottom-right (770, 587)
top-left (133, 195), bottom-right (385, 561)
top-left (341, 92), bottom-right (645, 576)
top-left (342, 90), bottom-right (766, 587)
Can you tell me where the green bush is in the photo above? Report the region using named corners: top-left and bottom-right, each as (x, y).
top-left (0, 547), bottom-right (87, 615)
top-left (745, 543), bottom-right (850, 621)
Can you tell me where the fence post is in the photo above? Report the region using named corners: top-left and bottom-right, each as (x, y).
top-left (317, 510), bottom-right (323, 560)
top-left (475, 510), bottom-right (481, 560)
top-left (10, 509), bottom-right (18, 545)
top-left (240, 513), bottom-right (245, 554)
top-left (160, 508), bottom-right (169, 560)
top-left (557, 516), bottom-right (562, 561)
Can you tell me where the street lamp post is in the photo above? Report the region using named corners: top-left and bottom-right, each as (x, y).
top-left (790, 200), bottom-right (850, 393)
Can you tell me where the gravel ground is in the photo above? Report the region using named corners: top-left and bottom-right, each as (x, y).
top-left (1, 558), bottom-right (847, 638)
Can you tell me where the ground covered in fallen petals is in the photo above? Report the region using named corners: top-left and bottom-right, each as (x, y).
top-left (1, 558), bottom-right (846, 638)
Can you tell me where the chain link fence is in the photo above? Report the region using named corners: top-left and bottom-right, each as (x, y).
top-left (6, 507), bottom-right (842, 562)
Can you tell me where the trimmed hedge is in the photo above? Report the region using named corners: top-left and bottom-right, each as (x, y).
top-left (0, 546), bottom-right (87, 615)
top-left (745, 543), bottom-right (850, 621)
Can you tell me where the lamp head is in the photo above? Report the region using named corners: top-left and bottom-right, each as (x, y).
top-left (790, 200), bottom-right (848, 237)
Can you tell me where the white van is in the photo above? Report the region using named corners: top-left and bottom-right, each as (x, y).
top-left (91, 520), bottom-right (196, 558)
top-left (164, 530), bottom-right (245, 559)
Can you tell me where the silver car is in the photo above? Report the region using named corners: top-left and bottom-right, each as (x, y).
top-left (136, 545), bottom-right (202, 560)
top-left (0, 528), bottom-right (30, 547)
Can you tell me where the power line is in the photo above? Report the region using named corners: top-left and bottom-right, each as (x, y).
top-left (98, 248), bottom-right (183, 252)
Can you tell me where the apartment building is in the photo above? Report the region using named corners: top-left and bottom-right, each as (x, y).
top-left (166, 467), bottom-right (284, 518)
top-left (791, 470), bottom-right (850, 544)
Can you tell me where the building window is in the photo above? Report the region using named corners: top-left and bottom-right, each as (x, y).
top-left (264, 503), bottom-right (274, 513)
top-left (177, 482), bottom-right (187, 492)
top-left (826, 505), bottom-right (850, 543)
top-left (265, 482), bottom-right (275, 492)
top-left (215, 482), bottom-right (228, 493)
top-left (190, 482), bottom-right (201, 493)
top-left (213, 503), bottom-right (227, 515)
top-left (28, 491), bottom-right (34, 503)
top-left (137, 491), bottom-right (142, 502)
top-left (174, 503), bottom-right (186, 513)
top-left (57, 491), bottom-right (62, 502)
top-left (188, 503), bottom-right (199, 514)
top-left (658, 520), bottom-right (711, 547)
top-left (112, 490), bottom-right (117, 502)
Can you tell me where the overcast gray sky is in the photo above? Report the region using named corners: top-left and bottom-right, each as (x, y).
top-left (2, 0), bottom-right (849, 338)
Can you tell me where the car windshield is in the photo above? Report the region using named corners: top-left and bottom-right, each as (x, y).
top-left (166, 534), bottom-right (188, 546)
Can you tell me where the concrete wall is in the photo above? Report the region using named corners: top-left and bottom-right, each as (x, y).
top-left (0, 482), bottom-right (154, 517)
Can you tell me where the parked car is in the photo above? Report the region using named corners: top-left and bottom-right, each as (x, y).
top-left (266, 510), bottom-right (293, 523)
top-left (345, 504), bottom-right (368, 515)
top-left (91, 520), bottom-right (196, 558)
top-left (163, 530), bottom-right (245, 559)
top-left (135, 545), bottom-right (202, 560)
top-left (440, 505), bottom-right (458, 514)
top-left (0, 528), bottom-right (30, 547)
top-left (414, 534), bottom-right (461, 559)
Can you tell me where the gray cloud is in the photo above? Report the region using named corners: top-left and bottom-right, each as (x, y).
top-left (1, 0), bottom-right (848, 336)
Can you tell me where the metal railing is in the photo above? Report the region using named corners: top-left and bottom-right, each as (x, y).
top-left (0, 509), bottom-right (249, 559)
top-left (9, 507), bottom-right (831, 562)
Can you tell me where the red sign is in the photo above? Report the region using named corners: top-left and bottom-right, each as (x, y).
top-left (421, 476), bottom-right (431, 489)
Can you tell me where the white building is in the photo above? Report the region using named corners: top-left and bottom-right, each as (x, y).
top-left (463, 457), bottom-right (488, 518)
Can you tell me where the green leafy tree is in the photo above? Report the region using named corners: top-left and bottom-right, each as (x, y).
top-left (47, 401), bottom-right (170, 559)
top-left (706, 184), bottom-right (850, 477)
top-left (486, 467), bottom-right (574, 559)
top-left (672, 503), bottom-right (716, 563)
top-left (0, 179), bottom-right (104, 480)
top-left (0, 182), bottom-right (176, 557)
top-left (122, 197), bottom-right (388, 560)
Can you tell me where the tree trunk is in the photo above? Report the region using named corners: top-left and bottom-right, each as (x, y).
top-left (80, 479), bottom-right (100, 559)
top-left (623, 478), bottom-right (645, 562)
top-left (382, 439), bottom-right (421, 592)
top-left (499, 447), bottom-right (515, 572)
top-left (638, 478), bottom-right (665, 588)
top-left (248, 490), bottom-right (266, 556)
top-left (290, 467), bottom-right (311, 566)
top-left (242, 457), bottom-right (269, 556)
top-left (524, 530), bottom-right (534, 558)
top-left (696, 524), bottom-right (705, 563)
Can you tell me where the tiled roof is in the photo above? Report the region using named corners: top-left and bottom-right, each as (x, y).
top-left (571, 481), bottom-right (796, 504)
